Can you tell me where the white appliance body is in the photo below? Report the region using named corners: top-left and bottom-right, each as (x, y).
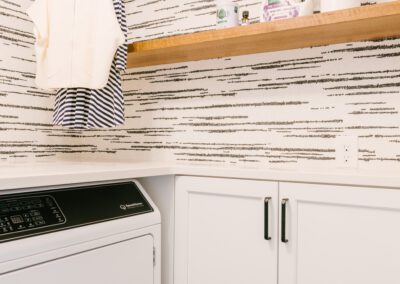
top-left (0, 180), bottom-right (161, 284)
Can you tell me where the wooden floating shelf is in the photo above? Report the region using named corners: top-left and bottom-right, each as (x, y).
top-left (127, 2), bottom-right (400, 68)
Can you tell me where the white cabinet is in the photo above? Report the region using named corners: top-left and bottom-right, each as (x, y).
top-left (175, 176), bottom-right (400, 284)
top-left (279, 182), bottom-right (400, 284)
top-left (175, 176), bottom-right (279, 284)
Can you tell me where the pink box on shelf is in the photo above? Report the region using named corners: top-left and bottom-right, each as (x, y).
top-left (261, 0), bottom-right (300, 22)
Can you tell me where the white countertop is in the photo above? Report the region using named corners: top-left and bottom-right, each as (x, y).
top-left (0, 161), bottom-right (399, 191)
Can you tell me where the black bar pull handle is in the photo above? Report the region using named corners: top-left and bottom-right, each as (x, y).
top-left (264, 197), bottom-right (271, 240)
top-left (281, 199), bottom-right (289, 243)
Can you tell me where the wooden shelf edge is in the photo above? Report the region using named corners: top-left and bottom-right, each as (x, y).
top-left (127, 2), bottom-right (400, 68)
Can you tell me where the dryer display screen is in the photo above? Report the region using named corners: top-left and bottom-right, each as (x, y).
top-left (0, 195), bottom-right (66, 236)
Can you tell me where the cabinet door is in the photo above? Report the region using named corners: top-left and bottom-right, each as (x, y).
top-left (175, 176), bottom-right (278, 284)
top-left (279, 182), bottom-right (400, 284)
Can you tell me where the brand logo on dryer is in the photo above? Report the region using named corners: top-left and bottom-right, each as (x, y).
top-left (120, 203), bottom-right (144, 210)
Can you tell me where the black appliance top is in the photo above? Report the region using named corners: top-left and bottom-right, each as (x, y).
top-left (0, 182), bottom-right (153, 243)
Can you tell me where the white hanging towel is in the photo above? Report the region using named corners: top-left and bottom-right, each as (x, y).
top-left (27, 0), bottom-right (125, 90)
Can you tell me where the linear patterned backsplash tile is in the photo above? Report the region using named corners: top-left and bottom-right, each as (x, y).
top-left (104, 38), bottom-right (400, 169)
top-left (1, 0), bottom-right (399, 171)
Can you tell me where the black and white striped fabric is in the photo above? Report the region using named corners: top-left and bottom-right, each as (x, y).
top-left (53, 0), bottom-right (127, 129)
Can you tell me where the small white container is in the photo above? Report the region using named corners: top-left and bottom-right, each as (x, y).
top-left (296, 0), bottom-right (314, 16)
top-left (320, 0), bottom-right (361, 12)
top-left (216, 1), bottom-right (239, 29)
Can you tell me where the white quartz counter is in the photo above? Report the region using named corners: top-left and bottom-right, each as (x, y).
top-left (0, 161), bottom-right (399, 191)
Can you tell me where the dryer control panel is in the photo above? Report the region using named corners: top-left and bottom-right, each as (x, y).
top-left (0, 196), bottom-right (66, 235)
top-left (0, 182), bottom-right (153, 243)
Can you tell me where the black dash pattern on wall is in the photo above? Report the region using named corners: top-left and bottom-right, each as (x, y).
top-left (104, 36), bottom-right (400, 168)
top-left (1, 0), bottom-right (400, 170)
